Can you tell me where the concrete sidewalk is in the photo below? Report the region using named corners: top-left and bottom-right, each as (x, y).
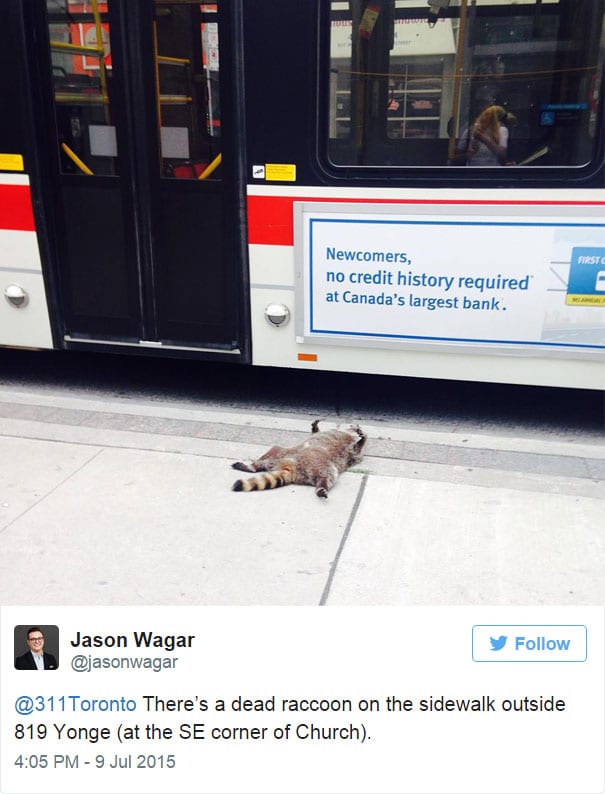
top-left (0, 388), bottom-right (603, 606)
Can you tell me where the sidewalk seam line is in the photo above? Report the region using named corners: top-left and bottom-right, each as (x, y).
top-left (1, 431), bottom-right (602, 493)
top-left (0, 448), bottom-right (104, 536)
top-left (1, 391), bottom-right (603, 457)
top-left (3, 421), bottom-right (604, 469)
top-left (319, 474), bottom-right (369, 606)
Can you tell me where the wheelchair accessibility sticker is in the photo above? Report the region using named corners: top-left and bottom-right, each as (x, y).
top-left (566, 247), bottom-right (605, 306)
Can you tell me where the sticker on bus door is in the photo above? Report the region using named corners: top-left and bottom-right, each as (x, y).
top-left (0, 154), bottom-right (24, 171)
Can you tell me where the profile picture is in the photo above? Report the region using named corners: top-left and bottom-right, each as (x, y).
top-left (14, 625), bottom-right (59, 670)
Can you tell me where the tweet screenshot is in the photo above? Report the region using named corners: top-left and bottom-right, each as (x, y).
top-left (0, 605), bottom-right (603, 794)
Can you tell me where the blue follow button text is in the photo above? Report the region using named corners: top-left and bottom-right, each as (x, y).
top-left (472, 624), bottom-right (587, 662)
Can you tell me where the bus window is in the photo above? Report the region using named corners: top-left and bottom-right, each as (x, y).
top-left (47, 0), bottom-right (117, 176)
top-left (154, 1), bottom-right (221, 180)
top-left (327, 0), bottom-right (604, 170)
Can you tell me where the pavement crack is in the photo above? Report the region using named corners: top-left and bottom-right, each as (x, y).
top-left (0, 448), bottom-right (104, 536)
top-left (319, 474), bottom-right (368, 606)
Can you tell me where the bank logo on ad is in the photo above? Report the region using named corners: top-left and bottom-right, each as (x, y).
top-left (566, 247), bottom-right (605, 306)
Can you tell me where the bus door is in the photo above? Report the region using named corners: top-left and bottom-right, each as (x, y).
top-left (34, 0), bottom-right (246, 356)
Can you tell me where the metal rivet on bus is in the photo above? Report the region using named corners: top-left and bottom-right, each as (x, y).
top-left (264, 303), bottom-right (290, 327)
top-left (4, 284), bottom-right (29, 308)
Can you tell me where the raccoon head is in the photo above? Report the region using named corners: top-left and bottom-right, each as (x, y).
top-left (347, 425), bottom-right (367, 454)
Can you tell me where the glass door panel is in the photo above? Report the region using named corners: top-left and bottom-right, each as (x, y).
top-left (154, 1), bottom-right (221, 180)
top-left (47, 0), bottom-right (118, 176)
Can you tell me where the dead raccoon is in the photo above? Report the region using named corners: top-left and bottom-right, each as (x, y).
top-left (231, 420), bottom-right (366, 498)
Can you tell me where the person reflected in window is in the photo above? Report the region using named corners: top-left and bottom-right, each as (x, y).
top-left (467, 105), bottom-right (516, 166)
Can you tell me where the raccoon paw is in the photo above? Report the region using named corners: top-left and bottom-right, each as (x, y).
top-left (315, 487), bottom-right (328, 498)
top-left (232, 461), bottom-right (253, 472)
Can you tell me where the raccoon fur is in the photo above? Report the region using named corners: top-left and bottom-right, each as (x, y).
top-left (231, 420), bottom-right (366, 498)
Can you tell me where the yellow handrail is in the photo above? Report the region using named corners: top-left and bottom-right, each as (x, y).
top-left (50, 40), bottom-right (100, 56)
top-left (61, 143), bottom-right (94, 175)
top-left (448, 0), bottom-right (468, 163)
top-left (197, 153), bottom-right (222, 180)
top-left (54, 93), bottom-right (109, 104)
top-left (91, 0), bottom-right (109, 120)
top-left (153, 20), bottom-right (163, 161)
top-left (157, 56), bottom-right (190, 66)
top-left (159, 95), bottom-right (193, 104)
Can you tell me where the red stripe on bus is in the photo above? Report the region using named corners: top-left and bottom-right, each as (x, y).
top-left (0, 184), bottom-right (36, 231)
top-left (247, 194), bottom-right (605, 247)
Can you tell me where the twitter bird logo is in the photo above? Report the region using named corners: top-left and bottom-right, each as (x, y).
top-left (490, 635), bottom-right (507, 651)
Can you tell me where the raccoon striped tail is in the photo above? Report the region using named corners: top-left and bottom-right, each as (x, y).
top-left (232, 468), bottom-right (294, 493)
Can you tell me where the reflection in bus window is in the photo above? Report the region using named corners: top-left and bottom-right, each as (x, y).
top-left (47, 0), bottom-right (116, 176)
top-left (154, 1), bottom-right (221, 180)
top-left (328, 0), bottom-right (604, 169)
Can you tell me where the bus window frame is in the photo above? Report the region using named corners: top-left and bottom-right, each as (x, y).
top-left (317, 0), bottom-right (605, 185)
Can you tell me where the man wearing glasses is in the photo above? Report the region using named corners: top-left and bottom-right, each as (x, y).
top-left (15, 627), bottom-right (58, 670)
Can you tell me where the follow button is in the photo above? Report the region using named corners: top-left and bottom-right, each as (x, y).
top-left (472, 624), bottom-right (587, 662)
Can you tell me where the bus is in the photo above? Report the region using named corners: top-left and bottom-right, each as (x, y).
top-left (0, 0), bottom-right (603, 389)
